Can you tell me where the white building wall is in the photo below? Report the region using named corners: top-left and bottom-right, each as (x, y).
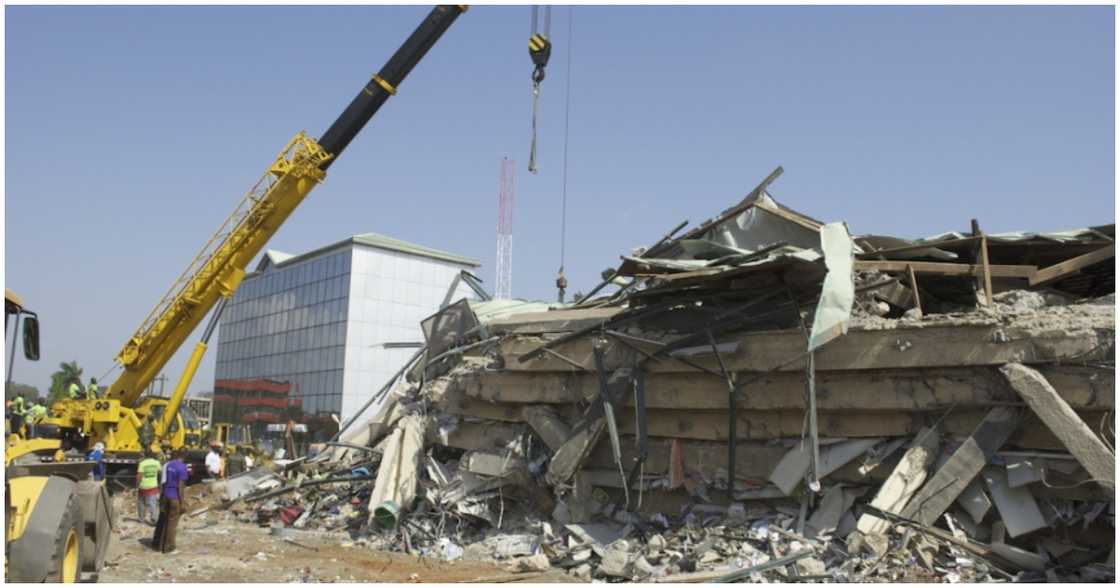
top-left (341, 245), bottom-right (479, 426)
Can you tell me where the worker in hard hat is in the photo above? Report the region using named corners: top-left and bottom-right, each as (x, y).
top-left (67, 378), bottom-right (82, 400)
top-left (205, 441), bottom-right (224, 479)
top-left (87, 442), bottom-right (106, 481)
top-left (86, 377), bottom-right (100, 400)
top-left (9, 393), bottom-right (27, 436)
top-left (225, 444), bottom-right (247, 477)
top-left (25, 402), bottom-right (47, 438)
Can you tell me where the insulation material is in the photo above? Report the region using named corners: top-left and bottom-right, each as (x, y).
top-left (712, 193), bottom-right (821, 253)
top-left (809, 222), bottom-right (856, 351)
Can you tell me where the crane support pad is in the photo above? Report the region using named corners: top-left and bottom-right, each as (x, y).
top-left (8, 475), bottom-right (77, 582)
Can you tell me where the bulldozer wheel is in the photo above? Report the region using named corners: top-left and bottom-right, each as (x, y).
top-left (47, 493), bottom-right (83, 582)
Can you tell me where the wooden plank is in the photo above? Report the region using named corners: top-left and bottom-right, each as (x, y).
top-left (499, 325), bottom-right (1110, 373)
top-left (466, 366), bottom-right (1112, 411)
top-left (852, 260), bottom-right (1037, 278)
top-left (978, 235), bottom-right (994, 307)
top-left (1000, 363), bottom-right (1115, 490)
top-left (857, 235), bottom-right (982, 259)
top-left (907, 264), bottom-right (923, 316)
top-left (753, 196), bottom-right (823, 232)
top-left (1029, 244), bottom-right (1116, 287)
top-left (899, 407), bottom-right (1023, 526)
top-left (642, 167), bottom-right (785, 259)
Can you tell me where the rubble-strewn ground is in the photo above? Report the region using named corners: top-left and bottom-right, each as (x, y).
top-left (100, 492), bottom-right (577, 583)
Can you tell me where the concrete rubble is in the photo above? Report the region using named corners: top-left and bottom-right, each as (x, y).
top-left (212, 170), bottom-right (1115, 582)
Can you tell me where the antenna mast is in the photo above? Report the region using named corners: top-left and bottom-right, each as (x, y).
top-left (495, 157), bottom-right (515, 300)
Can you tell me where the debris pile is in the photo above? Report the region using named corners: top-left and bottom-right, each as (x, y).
top-left (221, 168), bottom-right (1116, 582)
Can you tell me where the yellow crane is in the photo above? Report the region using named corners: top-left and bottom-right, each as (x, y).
top-left (28, 5), bottom-right (468, 465)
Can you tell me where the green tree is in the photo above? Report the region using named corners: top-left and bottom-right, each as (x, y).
top-left (47, 361), bottom-right (84, 404)
top-left (5, 382), bottom-right (42, 404)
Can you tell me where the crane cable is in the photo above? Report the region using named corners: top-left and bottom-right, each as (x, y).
top-left (527, 6), bottom-right (552, 175)
top-left (556, 7), bottom-right (574, 303)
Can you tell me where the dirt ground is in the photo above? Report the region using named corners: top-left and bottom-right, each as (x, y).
top-left (99, 491), bottom-right (577, 583)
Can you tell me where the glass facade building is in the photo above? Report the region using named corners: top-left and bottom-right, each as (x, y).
top-left (212, 233), bottom-right (480, 443)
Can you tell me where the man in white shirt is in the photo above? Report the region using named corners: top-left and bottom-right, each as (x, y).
top-left (205, 441), bottom-right (223, 479)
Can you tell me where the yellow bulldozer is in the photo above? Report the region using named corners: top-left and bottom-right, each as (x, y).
top-left (6, 289), bottom-right (115, 582)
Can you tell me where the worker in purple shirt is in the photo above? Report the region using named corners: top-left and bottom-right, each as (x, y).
top-left (153, 447), bottom-right (189, 554)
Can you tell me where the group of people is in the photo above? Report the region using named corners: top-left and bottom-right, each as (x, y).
top-left (6, 377), bottom-right (102, 438)
top-left (134, 446), bottom-right (191, 554)
top-left (204, 441), bottom-right (253, 479)
top-left (7, 392), bottom-right (48, 437)
top-left (68, 377), bottom-right (101, 400)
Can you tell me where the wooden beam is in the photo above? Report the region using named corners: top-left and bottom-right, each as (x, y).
top-left (753, 196), bottom-right (823, 232)
top-left (907, 264), bottom-right (923, 316)
top-left (1000, 363), bottom-right (1115, 491)
top-left (899, 407), bottom-right (1023, 526)
top-left (978, 235), bottom-right (994, 307)
top-left (853, 260), bottom-right (1037, 278)
top-left (643, 166), bottom-right (786, 258)
top-left (1029, 244), bottom-right (1116, 287)
top-left (858, 236), bottom-right (983, 259)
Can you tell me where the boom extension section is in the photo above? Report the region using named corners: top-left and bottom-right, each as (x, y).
top-left (107, 5), bottom-right (466, 409)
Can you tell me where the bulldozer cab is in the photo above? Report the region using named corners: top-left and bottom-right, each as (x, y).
top-left (211, 422), bottom-right (252, 447)
top-left (6, 289), bottom-right (40, 440)
top-left (139, 397), bottom-right (205, 451)
top-left (5, 288), bottom-right (41, 365)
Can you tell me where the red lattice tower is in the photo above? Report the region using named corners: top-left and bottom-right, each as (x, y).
top-left (495, 157), bottom-right (515, 300)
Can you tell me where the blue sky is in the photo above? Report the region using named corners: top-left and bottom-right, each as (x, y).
top-left (5, 5), bottom-right (1114, 398)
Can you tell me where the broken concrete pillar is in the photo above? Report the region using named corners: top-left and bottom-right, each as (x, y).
top-left (462, 450), bottom-right (529, 484)
top-left (367, 414), bottom-right (425, 527)
top-left (856, 426), bottom-right (941, 536)
top-left (523, 405), bottom-right (572, 452)
top-left (900, 406), bottom-right (1021, 526)
top-left (1000, 363), bottom-right (1115, 491)
top-left (545, 417), bottom-right (606, 487)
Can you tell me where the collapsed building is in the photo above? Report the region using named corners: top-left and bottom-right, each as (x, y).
top-left (217, 168), bottom-right (1116, 582)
